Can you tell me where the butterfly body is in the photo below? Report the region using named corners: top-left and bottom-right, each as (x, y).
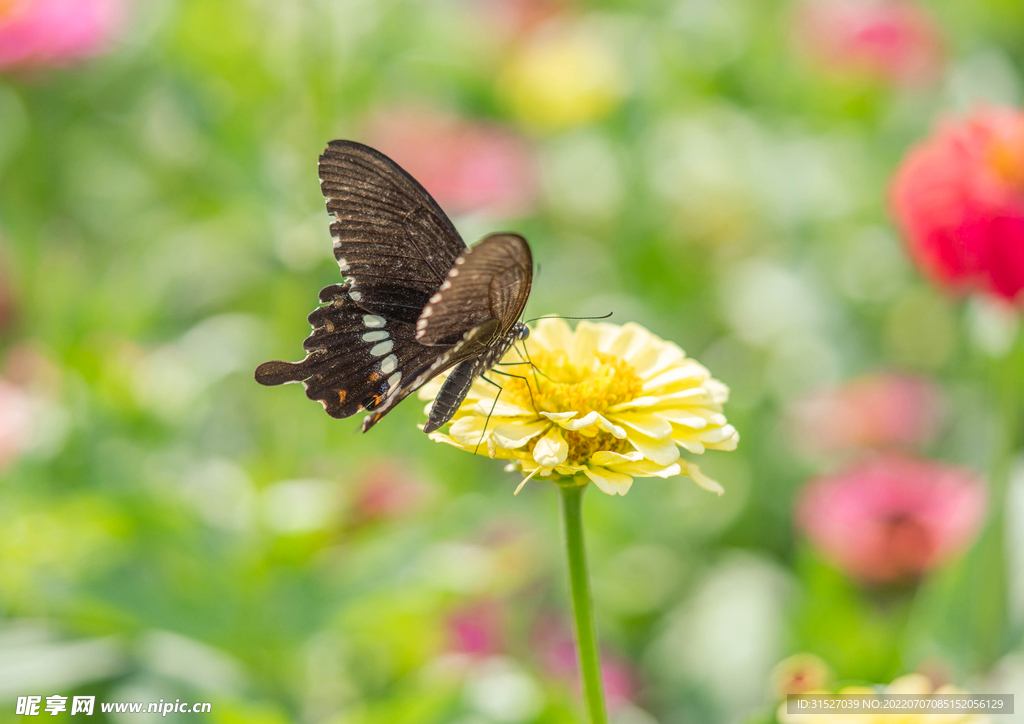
top-left (256, 141), bottom-right (534, 433)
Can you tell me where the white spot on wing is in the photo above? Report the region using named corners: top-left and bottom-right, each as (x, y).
top-left (363, 315), bottom-right (386, 328)
top-left (381, 354), bottom-right (398, 374)
top-left (387, 371), bottom-right (401, 390)
top-left (362, 330), bottom-right (388, 342)
top-left (371, 340), bottom-right (394, 357)
top-left (429, 293), bottom-right (442, 303)
top-left (350, 290), bottom-right (362, 302)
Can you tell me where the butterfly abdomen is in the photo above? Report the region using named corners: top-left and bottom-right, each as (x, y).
top-left (424, 360), bottom-right (480, 433)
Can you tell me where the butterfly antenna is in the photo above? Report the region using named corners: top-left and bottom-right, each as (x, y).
top-left (523, 312), bottom-right (612, 324)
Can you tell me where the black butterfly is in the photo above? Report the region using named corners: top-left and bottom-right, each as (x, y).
top-left (255, 140), bottom-right (533, 434)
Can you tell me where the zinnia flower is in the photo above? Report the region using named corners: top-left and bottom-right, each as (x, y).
top-left (498, 21), bottom-right (625, 130)
top-left (366, 109), bottom-right (538, 218)
top-left (0, 0), bottom-right (125, 71)
top-left (788, 373), bottom-right (946, 456)
top-left (793, 0), bottom-right (944, 86)
top-left (420, 319), bottom-right (738, 496)
top-left (796, 456), bottom-right (987, 584)
top-left (890, 107), bottom-right (1024, 304)
top-left (778, 673), bottom-right (990, 724)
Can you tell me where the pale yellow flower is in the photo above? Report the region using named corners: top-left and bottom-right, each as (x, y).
top-left (777, 673), bottom-right (989, 724)
top-left (419, 319), bottom-right (739, 496)
top-left (498, 23), bottom-right (625, 130)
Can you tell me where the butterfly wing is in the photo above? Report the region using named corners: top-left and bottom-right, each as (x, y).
top-left (361, 318), bottom-right (505, 432)
top-left (319, 140), bottom-right (467, 324)
top-left (415, 233), bottom-right (533, 346)
top-left (255, 284), bottom-right (449, 418)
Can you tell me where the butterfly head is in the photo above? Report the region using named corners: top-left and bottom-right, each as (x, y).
top-left (514, 322), bottom-right (530, 341)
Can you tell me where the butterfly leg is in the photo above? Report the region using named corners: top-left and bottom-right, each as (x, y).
top-left (476, 375), bottom-right (505, 456)
top-left (490, 366), bottom-right (540, 417)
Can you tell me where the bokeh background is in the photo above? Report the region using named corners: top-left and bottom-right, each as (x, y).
top-left (1, 0), bottom-right (1023, 722)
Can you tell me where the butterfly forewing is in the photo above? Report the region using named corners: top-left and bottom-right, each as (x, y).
top-left (415, 233), bottom-right (533, 346)
top-left (319, 141), bottom-right (467, 324)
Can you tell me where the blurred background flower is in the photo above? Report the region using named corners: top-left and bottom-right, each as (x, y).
top-left (0, 0), bottom-right (125, 71)
top-left (788, 373), bottom-right (947, 457)
top-left (498, 19), bottom-right (626, 130)
top-left (797, 456), bottom-right (987, 584)
top-left (366, 108), bottom-right (539, 219)
top-left (792, 0), bottom-right (944, 86)
top-left (891, 106), bottom-right (1024, 305)
top-left (770, 652), bottom-right (832, 696)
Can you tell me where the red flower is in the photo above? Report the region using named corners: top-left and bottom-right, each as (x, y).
top-left (366, 109), bottom-right (538, 218)
top-left (0, 0), bottom-right (125, 71)
top-left (793, 0), bottom-right (944, 86)
top-left (890, 107), bottom-right (1024, 304)
top-left (797, 456), bottom-right (987, 583)
top-left (788, 373), bottom-right (946, 456)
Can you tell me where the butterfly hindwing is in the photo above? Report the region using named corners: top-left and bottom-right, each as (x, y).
top-left (415, 233), bottom-right (533, 346)
top-left (361, 318), bottom-right (506, 432)
top-left (255, 284), bottom-right (449, 418)
top-left (319, 141), bottom-right (467, 324)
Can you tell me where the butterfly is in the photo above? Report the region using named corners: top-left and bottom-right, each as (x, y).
top-left (255, 140), bottom-right (534, 434)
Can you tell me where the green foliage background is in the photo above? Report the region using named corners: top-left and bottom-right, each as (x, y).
top-left (1, 0), bottom-right (1023, 722)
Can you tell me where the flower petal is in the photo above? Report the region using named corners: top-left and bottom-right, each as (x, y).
top-left (540, 410), bottom-right (580, 421)
top-left (607, 460), bottom-right (682, 478)
top-left (585, 466), bottom-right (634, 495)
top-left (545, 410), bottom-right (627, 438)
top-left (590, 450), bottom-right (645, 466)
top-left (626, 430), bottom-right (680, 465)
top-left (609, 411), bottom-right (673, 439)
top-left (470, 398), bottom-right (536, 417)
top-left (570, 321), bottom-right (600, 367)
top-left (659, 409), bottom-right (709, 429)
top-left (492, 420), bottom-right (549, 449)
top-left (680, 460), bottom-right (725, 495)
top-left (533, 426), bottom-right (569, 467)
top-left (642, 362), bottom-right (711, 392)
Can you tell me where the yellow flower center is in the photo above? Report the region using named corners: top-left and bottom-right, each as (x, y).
top-left (506, 349), bottom-right (644, 417)
top-left (506, 349), bottom-right (644, 467)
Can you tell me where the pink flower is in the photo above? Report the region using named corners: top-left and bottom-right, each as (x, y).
top-left (446, 599), bottom-right (504, 657)
top-left (788, 374), bottom-right (946, 455)
top-left (351, 461), bottom-right (433, 523)
top-left (366, 109), bottom-right (538, 218)
top-left (890, 107), bottom-right (1024, 304)
top-left (0, 378), bottom-right (34, 471)
top-left (0, 0), bottom-right (125, 71)
top-left (473, 0), bottom-right (567, 43)
top-left (793, 0), bottom-right (944, 86)
top-left (532, 616), bottom-right (637, 711)
top-left (797, 456), bottom-right (987, 584)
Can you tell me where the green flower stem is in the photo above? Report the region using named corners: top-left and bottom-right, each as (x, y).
top-left (559, 483), bottom-right (608, 724)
